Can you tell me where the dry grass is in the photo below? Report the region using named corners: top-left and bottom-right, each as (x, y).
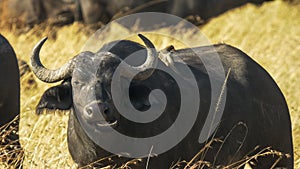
top-left (170, 139), bottom-right (287, 169)
top-left (0, 115), bottom-right (24, 169)
top-left (0, 1), bottom-right (299, 168)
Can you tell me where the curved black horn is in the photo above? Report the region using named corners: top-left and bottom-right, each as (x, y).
top-left (31, 37), bottom-right (75, 83)
top-left (122, 34), bottom-right (158, 81)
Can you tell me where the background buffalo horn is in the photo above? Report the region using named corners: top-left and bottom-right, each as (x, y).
top-left (31, 37), bottom-right (75, 83)
top-left (122, 34), bottom-right (158, 81)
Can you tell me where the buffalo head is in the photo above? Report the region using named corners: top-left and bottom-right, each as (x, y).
top-left (31, 34), bottom-right (161, 128)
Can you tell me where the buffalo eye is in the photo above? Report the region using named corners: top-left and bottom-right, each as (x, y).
top-left (72, 80), bottom-right (83, 88)
top-left (84, 107), bottom-right (93, 117)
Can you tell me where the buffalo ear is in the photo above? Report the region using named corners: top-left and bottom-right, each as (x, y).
top-left (36, 80), bottom-right (73, 114)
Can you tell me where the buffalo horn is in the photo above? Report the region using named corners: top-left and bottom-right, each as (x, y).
top-left (122, 34), bottom-right (158, 80)
top-left (31, 37), bottom-right (75, 83)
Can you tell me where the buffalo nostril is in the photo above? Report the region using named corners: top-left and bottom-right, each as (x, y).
top-left (102, 106), bottom-right (110, 115)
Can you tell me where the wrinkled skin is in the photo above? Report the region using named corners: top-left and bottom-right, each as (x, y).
top-left (34, 39), bottom-right (293, 169)
top-left (0, 34), bottom-right (23, 168)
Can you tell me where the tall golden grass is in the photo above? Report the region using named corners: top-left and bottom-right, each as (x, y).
top-left (0, 1), bottom-right (299, 168)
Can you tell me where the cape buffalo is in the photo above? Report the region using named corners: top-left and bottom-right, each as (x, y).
top-left (1, 0), bottom-right (272, 27)
top-left (78, 0), bottom-right (272, 24)
top-left (31, 34), bottom-right (293, 168)
top-left (0, 34), bottom-right (23, 168)
top-left (0, 34), bottom-right (20, 126)
top-left (167, 0), bottom-right (272, 21)
top-left (0, 0), bottom-right (78, 27)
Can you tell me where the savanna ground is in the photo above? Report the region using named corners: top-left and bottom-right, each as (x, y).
top-left (0, 1), bottom-right (299, 168)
